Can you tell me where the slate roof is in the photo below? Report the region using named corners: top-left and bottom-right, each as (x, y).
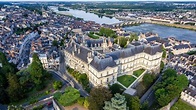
top-left (65, 39), bottom-right (162, 71)
top-left (65, 40), bottom-right (91, 63)
top-left (90, 56), bottom-right (116, 71)
top-left (184, 88), bottom-right (196, 97)
top-left (146, 36), bottom-right (161, 42)
top-left (191, 80), bottom-right (196, 87)
top-left (86, 38), bottom-right (114, 48)
top-left (107, 44), bottom-right (161, 60)
top-left (144, 45), bottom-right (162, 55)
top-left (173, 44), bottom-right (190, 50)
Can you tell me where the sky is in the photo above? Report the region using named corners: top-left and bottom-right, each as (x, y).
top-left (0, 0), bottom-right (195, 1)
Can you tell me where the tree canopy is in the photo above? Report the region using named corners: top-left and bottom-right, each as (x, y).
top-left (154, 68), bottom-right (188, 106)
top-left (99, 27), bottom-right (117, 38)
top-left (58, 87), bottom-right (80, 106)
top-left (103, 93), bottom-right (127, 110)
top-left (89, 86), bottom-right (112, 110)
top-left (28, 53), bottom-right (45, 87)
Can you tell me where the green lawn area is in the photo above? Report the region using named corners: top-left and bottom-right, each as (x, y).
top-left (171, 99), bottom-right (196, 110)
top-left (133, 69), bottom-right (145, 77)
top-left (117, 75), bottom-right (136, 88)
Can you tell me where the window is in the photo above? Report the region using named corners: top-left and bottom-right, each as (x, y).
top-left (101, 80), bottom-right (102, 84)
top-left (113, 76), bottom-right (115, 79)
top-left (107, 78), bottom-right (109, 82)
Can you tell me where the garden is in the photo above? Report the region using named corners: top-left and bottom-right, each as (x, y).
top-left (67, 67), bottom-right (91, 92)
top-left (133, 69), bottom-right (145, 77)
top-left (117, 75), bottom-right (136, 88)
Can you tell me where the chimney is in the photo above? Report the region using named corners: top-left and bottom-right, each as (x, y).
top-left (78, 48), bottom-right (80, 54)
top-left (74, 44), bottom-right (77, 51)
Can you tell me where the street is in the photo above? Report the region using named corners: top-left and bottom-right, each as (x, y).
top-left (58, 49), bottom-right (89, 97)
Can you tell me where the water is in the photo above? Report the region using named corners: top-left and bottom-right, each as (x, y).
top-left (49, 6), bottom-right (122, 25)
top-left (123, 24), bottom-right (196, 44)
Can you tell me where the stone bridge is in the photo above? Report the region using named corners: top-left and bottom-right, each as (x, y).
top-left (111, 20), bottom-right (145, 27)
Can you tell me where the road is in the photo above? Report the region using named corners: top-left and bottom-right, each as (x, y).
top-left (58, 49), bottom-right (89, 97)
top-left (17, 32), bottom-right (40, 69)
top-left (140, 75), bottom-right (162, 106)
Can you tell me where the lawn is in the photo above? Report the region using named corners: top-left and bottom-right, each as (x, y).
top-left (171, 99), bottom-right (196, 110)
top-left (117, 75), bottom-right (136, 88)
top-left (133, 69), bottom-right (145, 77)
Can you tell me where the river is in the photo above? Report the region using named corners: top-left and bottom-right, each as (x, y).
top-left (49, 6), bottom-right (196, 44)
top-left (123, 23), bottom-right (196, 44)
top-left (49, 6), bottom-right (122, 25)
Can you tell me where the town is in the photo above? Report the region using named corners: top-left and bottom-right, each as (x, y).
top-left (0, 1), bottom-right (195, 110)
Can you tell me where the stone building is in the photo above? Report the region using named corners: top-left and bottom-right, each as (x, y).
top-left (181, 80), bottom-right (196, 107)
top-left (64, 39), bottom-right (162, 87)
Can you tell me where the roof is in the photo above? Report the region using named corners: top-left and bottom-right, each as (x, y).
top-left (184, 88), bottom-right (196, 97)
top-left (191, 80), bottom-right (196, 87)
top-left (173, 44), bottom-right (190, 50)
top-left (107, 44), bottom-right (162, 60)
top-left (90, 56), bottom-right (116, 72)
top-left (65, 40), bottom-right (91, 63)
top-left (145, 36), bottom-right (160, 42)
top-left (65, 39), bottom-right (162, 72)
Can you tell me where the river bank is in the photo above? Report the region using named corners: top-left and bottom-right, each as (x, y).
top-left (123, 23), bottom-right (196, 44)
top-left (145, 21), bottom-right (196, 31)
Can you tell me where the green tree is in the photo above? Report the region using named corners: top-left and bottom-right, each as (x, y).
top-left (58, 87), bottom-right (80, 106)
top-left (154, 68), bottom-right (188, 107)
top-left (6, 73), bottom-right (23, 102)
top-left (162, 46), bottom-right (167, 58)
top-left (160, 61), bottom-right (164, 71)
top-left (60, 39), bottom-right (64, 46)
top-left (84, 97), bottom-right (90, 108)
top-left (142, 73), bottom-right (155, 87)
top-left (53, 81), bottom-right (63, 90)
top-left (89, 86), bottom-right (112, 110)
top-left (129, 33), bottom-right (138, 42)
top-left (109, 83), bottom-right (125, 95)
top-left (8, 105), bottom-right (24, 110)
top-left (52, 40), bottom-right (59, 47)
top-left (141, 101), bottom-right (149, 110)
top-left (119, 37), bottom-right (128, 48)
top-left (103, 93), bottom-right (127, 110)
top-left (28, 53), bottom-right (45, 88)
top-left (129, 96), bottom-right (140, 110)
top-left (0, 87), bottom-right (9, 104)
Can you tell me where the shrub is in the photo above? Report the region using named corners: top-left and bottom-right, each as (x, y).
top-left (58, 87), bottom-right (80, 106)
top-left (53, 81), bottom-right (63, 90)
top-left (33, 105), bottom-right (44, 110)
top-left (77, 97), bottom-right (85, 105)
top-left (53, 92), bottom-right (62, 100)
top-left (83, 97), bottom-right (90, 108)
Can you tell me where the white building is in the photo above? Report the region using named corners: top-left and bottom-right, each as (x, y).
top-left (181, 80), bottom-right (196, 107)
top-left (29, 53), bottom-right (59, 69)
top-left (64, 39), bottom-right (162, 87)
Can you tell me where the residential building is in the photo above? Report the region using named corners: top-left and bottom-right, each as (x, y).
top-left (181, 80), bottom-right (196, 107)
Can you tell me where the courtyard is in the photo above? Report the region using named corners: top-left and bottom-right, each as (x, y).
top-left (117, 75), bottom-right (136, 88)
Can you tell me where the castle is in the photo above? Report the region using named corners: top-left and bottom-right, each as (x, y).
top-left (64, 38), bottom-right (162, 87)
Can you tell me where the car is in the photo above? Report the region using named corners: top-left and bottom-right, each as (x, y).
top-left (47, 101), bottom-right (52, 107)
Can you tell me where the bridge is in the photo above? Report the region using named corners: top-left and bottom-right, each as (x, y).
top-left (110, 20), bottom-right (146, 27)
